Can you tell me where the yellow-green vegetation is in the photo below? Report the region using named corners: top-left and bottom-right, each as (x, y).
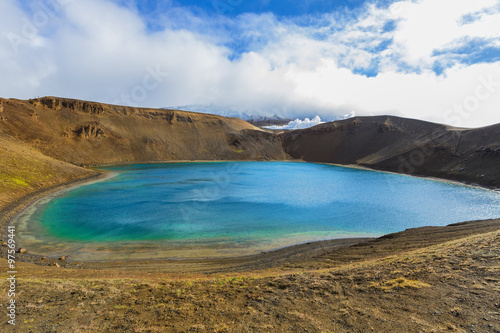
top-left (0, 135), bottom-right (93, 208)
top-left (369, 277), bottom-right (431, 292)
top-left (0, 229), bottom-right (498, 332)
top-left (1, 174), bottom-right (29, 187)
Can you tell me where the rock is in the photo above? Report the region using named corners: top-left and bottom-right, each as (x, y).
top-left (41, 257), bottom-right (47, 260)
top-left (74, 123), bottom-right (105, 138)
top-left (49, 263), bottom-right (60, 267)
top-left (17, 248), bottom-right (26, 254)
top-left (1, 241), bottom-right (7, 247)
top-left (58, 256), bottom-right (67, 261)
top-left (29, 97), bottom-right (105, 115)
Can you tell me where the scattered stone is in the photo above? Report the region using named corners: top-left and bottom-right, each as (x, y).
top-left (17, 248), bottom-right (26, 254)
top-left (58, 256), bottom-right (67, 261)
top-left (1, 241), bottom-right (7, 247)
top-left (49, 263), bottom-right (60, 267)
top-left (41, 257), bottom-right (47, 260)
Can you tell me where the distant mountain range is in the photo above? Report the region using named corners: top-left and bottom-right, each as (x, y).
top-left (263, 116), bottom-right (325, 130)
top-left (166, 104), bottom-right (286, 121)
top-left (166, 104), bottom-right (329, 128)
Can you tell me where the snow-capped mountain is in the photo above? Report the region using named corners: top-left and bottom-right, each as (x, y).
top-left (166, 105), bottom-right (343, 130)
top-left (165, 104), bottom-right (281, 121)
top-left (165, 104), bottom-right (293, 126)
top-left (263, 116), bottom-right (325, 130)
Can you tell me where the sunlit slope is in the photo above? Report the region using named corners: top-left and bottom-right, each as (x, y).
top-left (0, 134), bottom-right (94, 208)
top-left (1, 97), bottom-right (499, 190)
top-left (0, 97), bottom-right (287, 165)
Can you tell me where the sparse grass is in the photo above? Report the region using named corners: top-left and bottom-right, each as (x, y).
top-left (472, 282), bottom-right (485, 290)
top-left (0, 135), bottom-right (93, 208)
top-left (1, 174), bottom-right (29, 186)
top-left (369, 277), bottom-right (431, 292)
top-left (0, 193), bottom-right (498, 333)
top-left (226, 276), bottom-right (245, 284)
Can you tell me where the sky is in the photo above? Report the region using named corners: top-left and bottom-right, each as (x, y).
top-left (1, 0), bottom-right (500, 127)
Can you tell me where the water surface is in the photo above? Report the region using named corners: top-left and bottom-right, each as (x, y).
top-left (14, 162), bottom-right (500, 260)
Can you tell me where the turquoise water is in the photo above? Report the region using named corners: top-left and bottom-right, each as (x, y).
top-left (20, 162), bottom-right (500, 259)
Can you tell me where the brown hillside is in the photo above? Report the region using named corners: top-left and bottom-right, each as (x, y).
top-left (0, 134), bottom-right (94, 208)
top-left (282, 116), bottom-right (500, 188)
top-left (1, 98), bottom-right (500, 332)
top-left (0, 97), bottom-right (287, 165)
top-left (1, 98), bottom-right (499, 189)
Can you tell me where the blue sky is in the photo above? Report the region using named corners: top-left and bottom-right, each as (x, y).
top-left (115, 0), bottom-right (500, 77)
top-left (1, 0), bottom-right (500, 127)
top-left (16, 0), bottom-right (387, 17)
top-left (133, 0), bottom-right (372, 17)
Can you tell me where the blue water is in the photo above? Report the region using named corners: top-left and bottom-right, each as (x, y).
top-left (28, 162), bottom-right (500, 257)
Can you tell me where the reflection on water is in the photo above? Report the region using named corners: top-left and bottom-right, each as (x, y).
top-left (13, 162), bottom-right (500, 260)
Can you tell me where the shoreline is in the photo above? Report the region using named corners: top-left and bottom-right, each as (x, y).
top-left (91, 159), bottom-right (500, 191)
top-left (318, 162), bottom-right (500, 191)
top-left (3, 160), bottom-right (500, 270)
top-left (0, 171), bottom-right (110, 263)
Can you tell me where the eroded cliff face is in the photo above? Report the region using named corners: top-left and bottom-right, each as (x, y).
top-left (0, 97), bottom-right (498, 189)
top-left (0, 97), bottom-right (288, 165)
top-left (29, 97), bottom-right (106, 115)
top-left (0, 100), bottom-right (5, 121)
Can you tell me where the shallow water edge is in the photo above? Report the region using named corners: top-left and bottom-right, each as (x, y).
top-left (7, 160), bottom-right (500, 262)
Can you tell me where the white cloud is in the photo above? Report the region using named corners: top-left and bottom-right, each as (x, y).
top-left (388, 0), bottom-right (500, 67)
top-left (264, 116), bottom-right (325, 130)
top-left (0, 0), bottom-right (499, 128)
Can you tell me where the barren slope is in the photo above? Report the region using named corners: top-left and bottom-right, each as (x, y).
top-left (0, 134), bottom-right (94, 209)
top-left (282, 116), bottom-right (500, 188)
top-left (1, 220), bottom-right (499, 333)
top-left (1, 98), bottom-right (499, 189)
top-left (0, 99), bottom-right (500, 332)
top-left (0, 97), bottom-right (287, 166)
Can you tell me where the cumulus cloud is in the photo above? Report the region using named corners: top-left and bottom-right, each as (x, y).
top-left (264, 116), bottom-right (325, 130)
top-left (389, 0), bottom-right (500, 67)
top-left (0, 0), bottom-right (499, 128)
